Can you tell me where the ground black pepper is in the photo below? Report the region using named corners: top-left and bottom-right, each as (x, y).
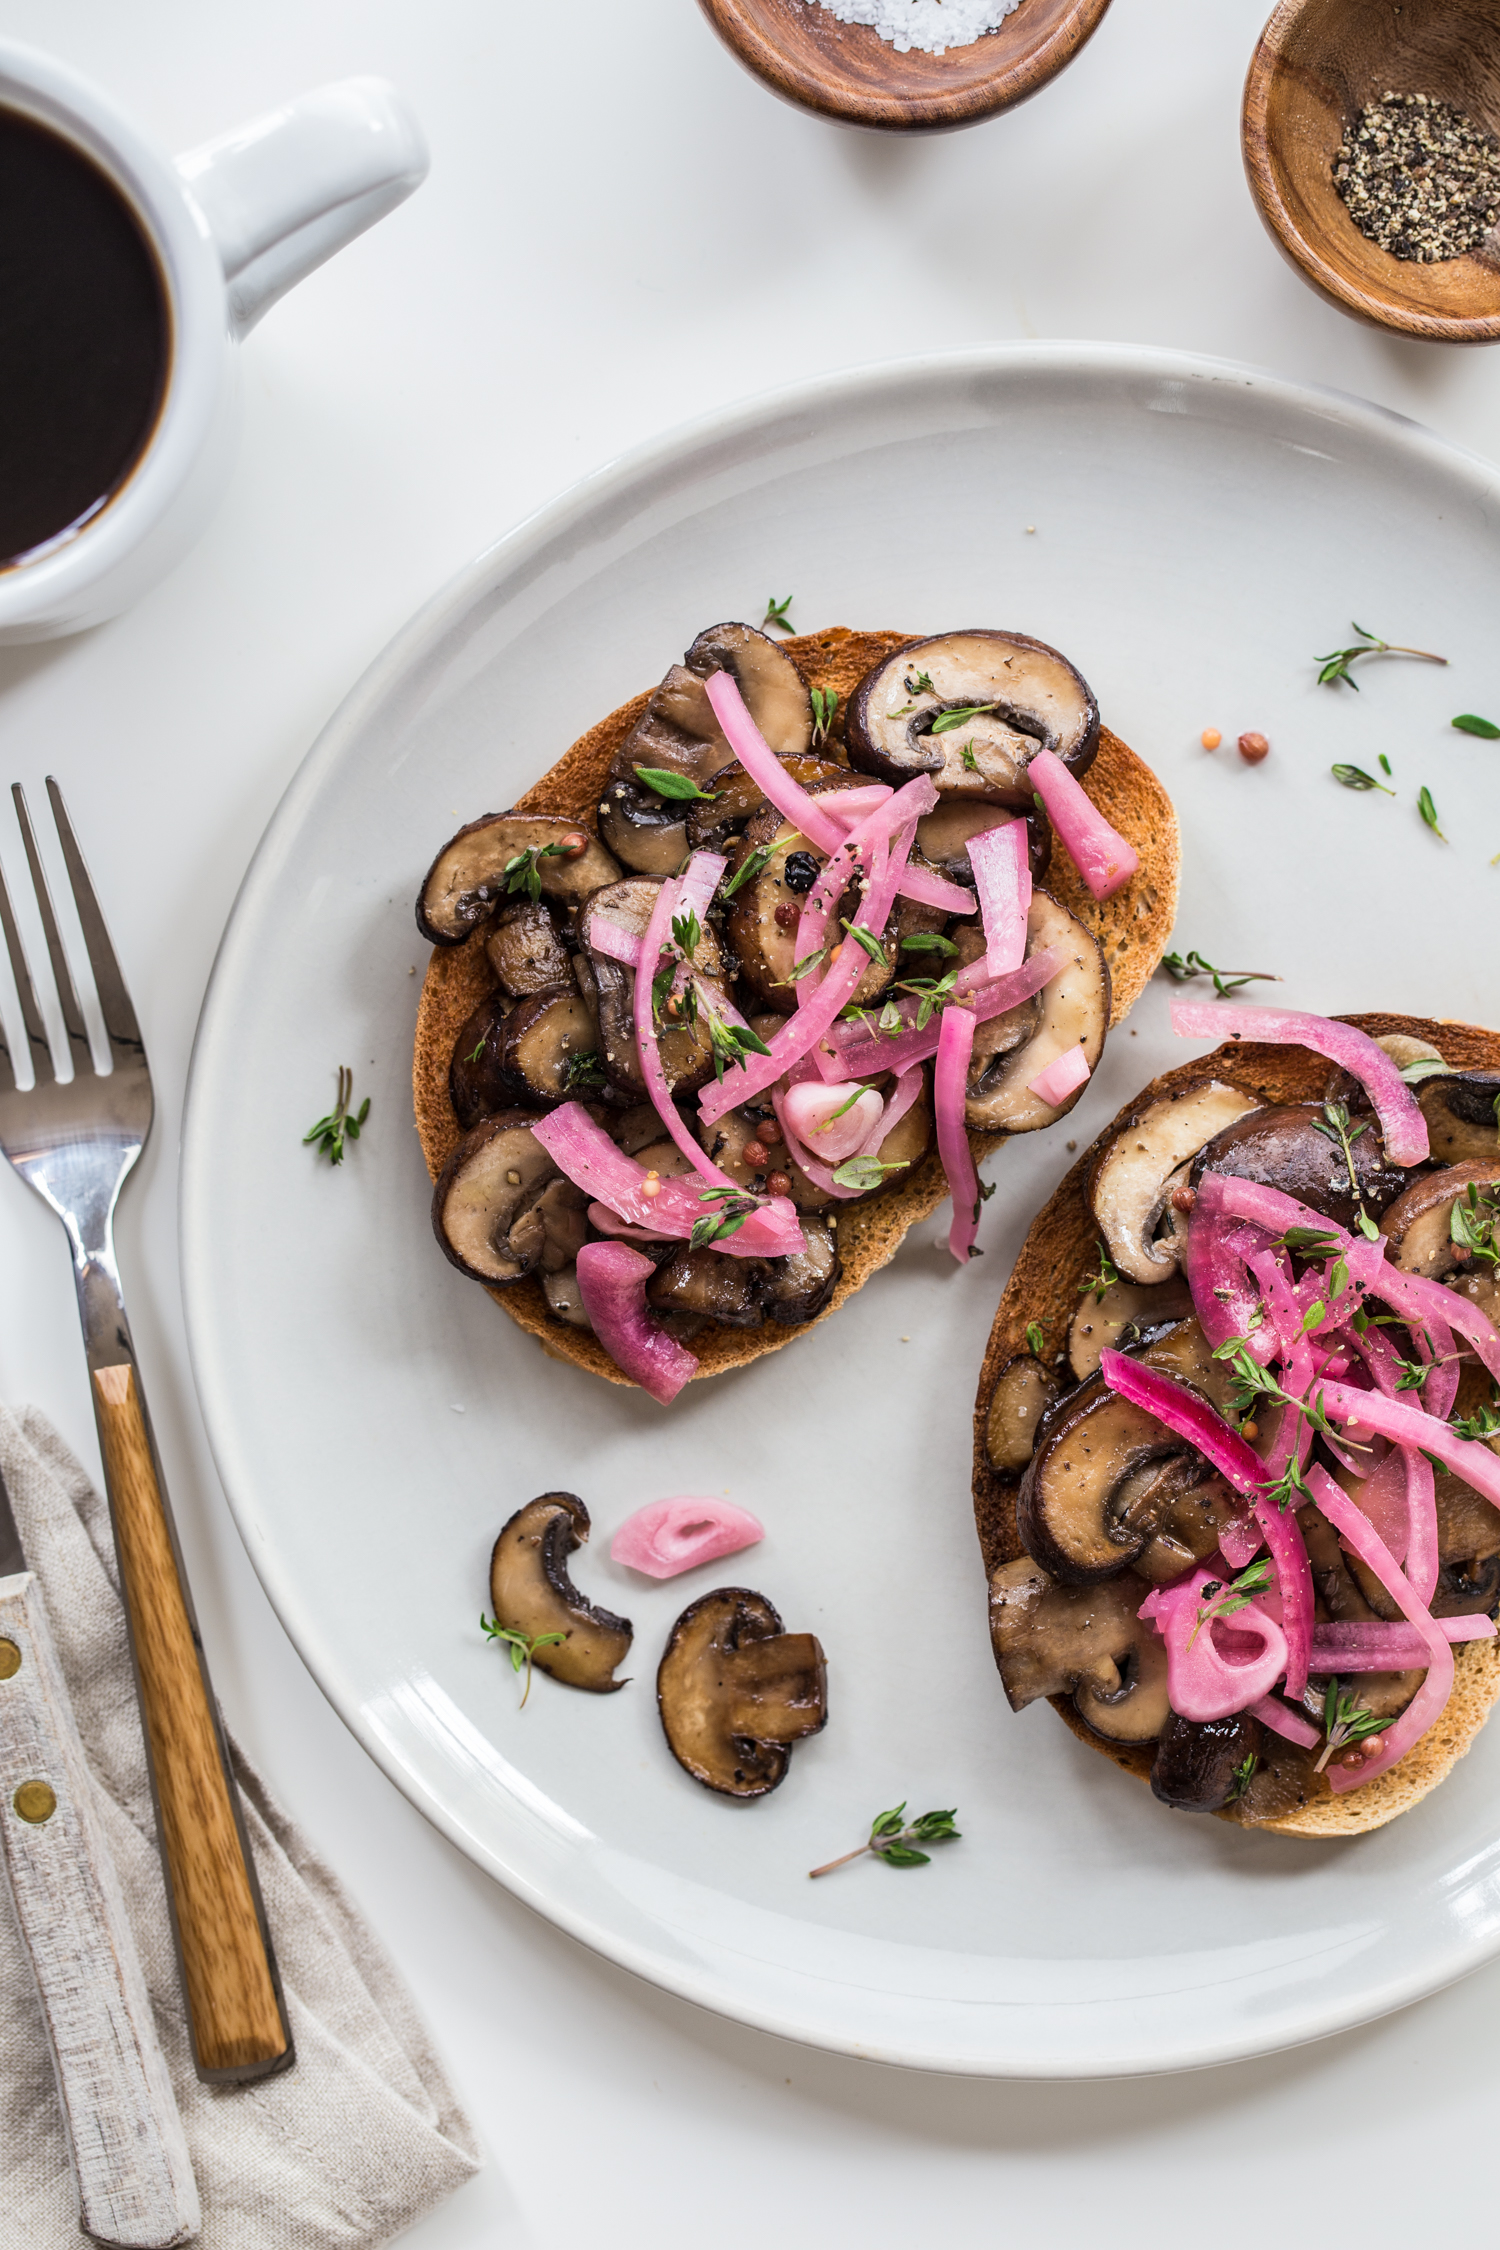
top-left (1332, 91), bottom-right (1500, 263)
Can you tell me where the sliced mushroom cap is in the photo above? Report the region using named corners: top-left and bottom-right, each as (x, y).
top-left (485, 899), bottom-right (573, 997)
top-left (915, 801), bottom-right (1051, 886)
top-left (433, 1112), bottom-right (559, 1286)
top-left (988, 1557), bottom-right (1170, 1743)
top-left (1018, 1323), bottom-right (1240, 1585)
top-left (449, 993), bottom-right (515, 1130)
top-left (685, 752), bottom-right (849, 852)
top-left (1333, 1460), bottom-right (1500, 1620)
top-left (489, 1492), bottom-right (632, 1692)
top-left (1150, 1711), bottom-right (1262, 1811)
top-left (418, 814), bottom-right (619, 943)
top-left (1068, 1275), bottom-right (1194, 1382)
top-left (963, 890), bottom-right (1109, 1133)
top-left (847, 631), bottom-right (1099, 803)
top-left (543, 1265), bottom-right (592, 1328)
top-left (1415, 1071), bottom-right (1500, 1164)
top-left (1191, 1102), bottom-right (1411, 1229)
top-left (497, 988), bottom-right (601, 1108)
top-left (647, 1246), bottom-right (764, 1328)
top-left (1089, 1081), bottom-right (1260, 1285)
top-left (1380, 1160), bottom-right (1500, 1279)
top-left (657, 1586), bottom-right (827, 1797)
top-left (985, 1354), bottom-right (1063, 1473)
top-left (759, 1216), bottom-right (840, 1324)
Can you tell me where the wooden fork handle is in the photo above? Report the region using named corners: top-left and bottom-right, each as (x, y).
top-left (93, 1364), bottom-right (292, 2082)
top-left (0, 1570), bottom-right (201, 2247)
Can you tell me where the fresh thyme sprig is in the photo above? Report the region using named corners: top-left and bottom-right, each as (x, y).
top-left (1452, 1180), bottom-right (1500, 1267)
top-left (1315, 622), bottom-right (1447, 690)
top-left (705, 1015), bottom-right (772, 1083)
top-left (810, 687), bottom-right (838, 747)
top-left (905, 670), bottom-right (935, 695)
top-left (1211, 1335), bottom-right (1346, 1463)
top-left (303, 1066), bottom-right (369, 1165)
top-left (1025, 1320), bottom-right (1047, 1357)
top-left (894, 968), bottom-right (960, 1029)
top-left (1226, 1751), bottom-right (1259, 1802)
top-left (1313, 1679), bottom-right (1386, 1771)
top-left (1331, 763), bottom-right (1396, 797)
top-left (1187, 1560), bottom-right (1273, 1651)
top-left (1078, 1242), bottom-right (1120, 1302)
top-left (689, 1186), bottom-right (762, 1248)
top-left (1453, 1393), bottom-right (1500, 1443)
top-left (763, 595), bottom-right (794, 633)
top-left (1418, 784), bottom-right (1446, 840)
top-left (564, 1050), bottom-right (606, 1093)
top-left (634, 764), bottom-right (719, 804)
top-left (960, 742), bottom-right (980, 773)
top-left (503, 840), bottom-right (574, 904)
top-left (1310, 1101), bottom-right (1379, 1239)
top-left (808, 1801), bottom-right (960, 1878)
top-left (481, 1614), bottom-right (567, 1707)
top-left (1161, 948), bottom-right (1282, 998)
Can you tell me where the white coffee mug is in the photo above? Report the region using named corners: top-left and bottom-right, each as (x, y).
top-left (0, 43), bottom-right (429, 643)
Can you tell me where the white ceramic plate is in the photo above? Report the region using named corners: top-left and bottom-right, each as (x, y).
top-left (182, 345), bottom-right (1500, 2077)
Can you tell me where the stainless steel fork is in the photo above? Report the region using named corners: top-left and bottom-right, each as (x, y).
top-left (0, 778), bottom-right (292, 2084)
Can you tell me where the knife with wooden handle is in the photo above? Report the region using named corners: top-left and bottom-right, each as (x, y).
top-left (0, 1468), bottom-right (200, 2249)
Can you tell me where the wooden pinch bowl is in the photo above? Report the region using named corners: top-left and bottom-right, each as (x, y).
top-left (1244, 0), bottom-right (1500, 343)
top-left (696, 0), bottom-right (1113, 133)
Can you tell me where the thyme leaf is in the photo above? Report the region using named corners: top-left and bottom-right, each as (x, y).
top-left (1331, 762), bottom-right (1395, 796)
top-left (840, 918), bottom-right (887, 967)
top-left (503, 840), bottom-right (573, 903)
top-left (810, 687), bottom-right (838, 747)
top-left (763, 595), bottom-right (794, 633)
top-left (1187, 1559), bottom-right (1273, 1651)
top-left (1452, 713), bottom-right (1500, 738)
top-left (634, 765), bottom-right (719, 804)
top-left (1078, 1242), bottom-right (1120, 1302)
top-left (1314, 1679), bottom-right (1386, 1771)
top-left (930, 701), bottom-right (1000, 735)
top-left (900, 930), bottom-right (958, 956)
top-left (960, 741), bottom-right (980, 773)
top-left (722, 838), bottom-right (786, 899)
top-left (830, 1152), bottom-right (910, 1192)
top-left (1025, 1321), bottom-right (1047, 1357)
top-left (1418, 784), bottom-right (1446, 840)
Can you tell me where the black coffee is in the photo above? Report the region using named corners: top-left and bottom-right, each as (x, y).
top-left (0, 106), bottom-right (169, 568)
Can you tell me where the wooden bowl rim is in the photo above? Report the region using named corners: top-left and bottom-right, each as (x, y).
top-left (1242, 0), bottom-right (1500, 342)
top-left (697, 0), bottom-right (1114, 131)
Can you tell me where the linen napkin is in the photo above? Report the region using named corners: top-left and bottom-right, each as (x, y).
top-left (0, 1402), bottom-right (481, 2247)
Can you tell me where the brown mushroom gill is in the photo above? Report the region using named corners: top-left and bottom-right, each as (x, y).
top-left (846, 631), bottom-right (1099, 804)
top-left (657, 1587), bottom-right (827, 1797)
top-left (915, 801), bottom-right (1050, 886)
top-left (489, 1492), bottom-right (633, 1691)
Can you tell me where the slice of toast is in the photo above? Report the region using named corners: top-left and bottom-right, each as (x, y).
top-left (972, 1013), bottom-right (1500, 1837)
top-left (413, 626), bottom-right (1180, 1387)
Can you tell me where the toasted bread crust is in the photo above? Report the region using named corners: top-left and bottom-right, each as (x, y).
top-left (973, 1014), bottom-right (1500, 1837)
top-left (412, 626), bottom-right (1179, 1385)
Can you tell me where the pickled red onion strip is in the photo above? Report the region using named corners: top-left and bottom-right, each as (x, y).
top-left (635, 864), bottom-right (738, 1184)
top-left (935, 1003), bottom-right (981, 1263)
top-left (610, 1496), bottom-right (764, 1578)
top-left (1169, 1002), bottom-right (1429, 1166)
top-left (1304, 1463), bottom-right (1453, 1792)
top-left (1138, 1569), bottom-right (1288, 1722)
top-left (792, 778), bottom-right (934, 1009)
top-left (968, 817), bottom-right (1031, 976)
top-left (1342, 1235), bottom-right (1500, 1386)
top-left (1028, 747), bottom-right (1139, 901)
top-left (587, 911), bottom-right (641, 965)
top-left (820, 945), bottom-right (1066, 1083)
top-left (531, 1104), bottom-right (803, 1257)
top-left (575, 1242), bottom-right (698, 1404)
top-left (1246, 1696), bottom-right (1320, 1748)
top-left (1183, 1196), bottom-right (1277, 1359)
top-left (893, 860), bottom-right (977, 914)
top-left (1099, 1349), bottom-right (1313, 1697)
top-left (1314, 1380), bottom-right (1500, 1508)
top-left (1247, 1246), bottom-right (1313, 1395)
top-left (1312, 1617), bottom-right (1494, 1669)
top-left (1027, 1042), bottom-right (1091, 1109)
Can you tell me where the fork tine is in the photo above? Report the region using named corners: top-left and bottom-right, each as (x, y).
top-left (44, 778), bottom-right (144, 1066)
top-left (0, 839), bottom-right (54, 1089)
top-left (14, 784), bottom-right (93, 1080)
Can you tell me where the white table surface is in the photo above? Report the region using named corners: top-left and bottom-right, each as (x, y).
top-left (6, 1), bottom-right (1500, 2241)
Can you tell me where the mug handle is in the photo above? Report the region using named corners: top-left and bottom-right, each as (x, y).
top-left (175, 77), bottom-right (428, 336)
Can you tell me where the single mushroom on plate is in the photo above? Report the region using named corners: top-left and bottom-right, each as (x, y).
top-left (489, 1491), bottom-right (633, 1691)
top-left (846, 630), bottom-right (1098, 804)
top-left (657, 1586), bottom-right (827, 1797)
top-left (988, 1558), bottom-right (1171, 1743)
top-left (418, 813), bottom-right (618, 944)
top-left (962, 891), bottom-right (1109, 1134)
top-left (601, 622), bottom-right (813, 875)
top-left (1088, 1081), bottom-right (1259, 1285)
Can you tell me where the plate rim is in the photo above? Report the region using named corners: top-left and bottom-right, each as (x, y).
top-left (181, 340), bottom-right (1500, 2077)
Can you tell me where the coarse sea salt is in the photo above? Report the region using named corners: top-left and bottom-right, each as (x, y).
top-left (808, 0), bottom-right (1020, 56)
